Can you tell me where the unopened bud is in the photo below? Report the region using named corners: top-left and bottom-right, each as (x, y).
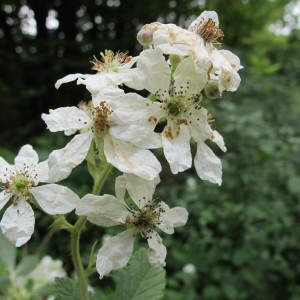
top-left (137, 22), bottom-right (161, 48)
top-left (204, 80), bottom-right (222, 99)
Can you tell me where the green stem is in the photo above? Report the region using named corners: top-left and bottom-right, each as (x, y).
top-left (92, 163), bottom-right (112, 195)
top-left (71, 216), bottom-right (88, 300)
top-left (70, 162), bottom-right (113, 299)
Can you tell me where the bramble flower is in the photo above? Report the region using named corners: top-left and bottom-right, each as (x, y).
top-left (137, 11), bottom-right (241, 97)
top-left (28, 256), bottom-right (67, 286)
top-left (76, 173), bottom-right (188, 279)
top-left (0, 145), bottom-right (79, 247)
top-left (55, 50), bottom-right (138, 99)
top-left (42, 93), bottom-right (162, 180)
top-left (188, 11), bottom-right (242, 96)
top-left (137, 21), bottom-right (211, 75)
top-left (133, 48), bottom-right (225, 184)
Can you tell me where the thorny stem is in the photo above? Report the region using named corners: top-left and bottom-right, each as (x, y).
top-left (71, 162), bottom-right (112, 299)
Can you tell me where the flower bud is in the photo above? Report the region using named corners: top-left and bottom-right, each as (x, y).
top-left (137, 22), bottom-right (161, 48)
top-left (204, 80), bottom-right (222, 99)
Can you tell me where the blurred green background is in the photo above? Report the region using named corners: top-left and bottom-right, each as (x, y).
top-left (1, 0), bottom-right (300, 299)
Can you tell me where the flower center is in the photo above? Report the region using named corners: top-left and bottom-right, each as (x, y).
top-left (1, 165), bottom-right (38, 200)
top-left (78, 101), bottom-right (112, 137)
top-left (166, 97), bottom-right (185, 116)
top-left (91, 50), bottom-right (132, 72)
top-left (131, 200), bottom-right (165, 235)
top-left (159, 86), bottom-right (201, 121)
top-left (196, 19), bottom-right (224, 43)
top-left (92, 101), bottom-right (112, 136)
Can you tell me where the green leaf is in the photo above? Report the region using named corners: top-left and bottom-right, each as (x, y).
top-left (15, 255), bottom-right (39, 277)
top-left (53, 277), bottom-right (80, 300)
top-left (0, 229), bottom-right (16, 272)
top-left (114, 248), bottom-right (166, 300)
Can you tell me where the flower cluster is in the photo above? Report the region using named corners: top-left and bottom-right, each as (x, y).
top-left (0, 11), bottom-right (241, 280)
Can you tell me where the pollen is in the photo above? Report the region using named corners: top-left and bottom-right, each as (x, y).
top-left (196, 18), bottom-right (224, 43)
top-left (91, 50), bottom-right (130, 72)
top-left (131, 200), bottom-right (164, 235)
top-left (91, 101), bottom-right (112, 136)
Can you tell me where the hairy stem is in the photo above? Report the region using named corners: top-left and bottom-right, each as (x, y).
top-left (70, 162), bottom-right (113, 299)
top-left (92, 163), bottom-right (112, 195)
top-left (71, 216), bottom-right (88, 300)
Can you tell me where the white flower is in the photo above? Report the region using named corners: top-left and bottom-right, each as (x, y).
top-left (188, 11), bottom-right (242, 95)
top-left (28, 256), bottom-right (66, 288)
top-left (76, 173), bottom-right (188, 279)
top-left (55, 50), bottom-right (138, 99)
top-left (42, 94), bottom-right (162, 180)
top-left (134, 48), bottom-right (225, 184)
top-left (0, 145), bottom-right (79, 247)
top-left (152, 23), bottom-right (212, 74)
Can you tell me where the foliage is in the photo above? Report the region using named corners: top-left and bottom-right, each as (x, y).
top-left (113, 248), bottom-right (166, 300)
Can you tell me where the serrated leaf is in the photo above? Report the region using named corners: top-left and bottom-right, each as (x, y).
top-left (114, 248), bottom-right (166, 300)
top-left (0, 229), bottom-right (16, 272)
top-left (53, 277), bottom-right (80, 300)
top-left (15, 255), bottom-right (39, 277)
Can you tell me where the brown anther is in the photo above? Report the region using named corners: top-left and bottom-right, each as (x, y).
top-left (197, 19), bottom-right (224, 43)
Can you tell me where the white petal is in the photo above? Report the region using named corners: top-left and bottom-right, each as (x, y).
top-left (55, 73), bottom-right (89, 89)
top-left (0, 157), bottom-right (10, 182)
top-left (78, 73), bottom-right (125, 99)
top-left (0, 157), bottom-right (9, 169)
top-left (154, 24), bottom-right (196, 56)
top-left (15, 145), bottom-right (39, 168)
top-left (147, 230), bottom-right (166, 268)
top-left (206, 46), bottom-right (241, 92)
top-left (104, 135), bottom-right (161, 180)
top-left (47, 132), bottom-right (93, 183)
top-left (108, 93), bottom-right (162, 148)
top-left (162, 124), bottom-right (192, 174)
top-left (31, 184), bottom-right (79, 214)
top-left (194, 142), bottom-right (222, 185)
top-left (188, 106), bottom-right (213, 143)
top-left (110, 125), bottom-right (162, 149)
top-left (136, 48), bottom-right (171, 94)
top-left (115, 175), bottom-right (127, 202)
top-left (123, 68), bottom-right (144, 91)
top-left (96, 228), bottom-right (135, 279)
top-left (188, 10), bottom-right (220, 31)
top-left (219, 50), bottom-right (242, 71)
top-left (173, 57), bottom-right (208, 95)
top-left (122, 174), bottom-right (160, 209)
top-left (36, 160), bottom-right (50, 182)
top-left (0, 191), bottom-right (11, 211)
top-left (158, 202), bottom-right (188, 234)
top-left (106, 71), bottom-right (134, 85)
top-left (41, 106), bottom-right (90, 134)
top-left (0, 165), bottom-right (15, 182)
top-left (210, 130), bottom-right (227, 152)
top-left (0, 156), bottom-right (9, 177)
top-left (76, 194), bottom-right (129, 226)
top-left (0, 200), bottom-right (35, 247)
top-left (220, 68), bottom-right (241, 92)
